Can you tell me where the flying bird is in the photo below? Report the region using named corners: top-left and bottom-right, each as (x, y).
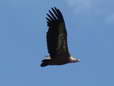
top-left (40, 7), bottom-right (80, 67)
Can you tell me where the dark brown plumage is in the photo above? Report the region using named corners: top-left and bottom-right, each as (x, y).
top-left (40, 7), bottom-right (80, 67)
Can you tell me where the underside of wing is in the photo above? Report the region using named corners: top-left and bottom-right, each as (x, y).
top-left (46, 7), bottom-right (70, 58)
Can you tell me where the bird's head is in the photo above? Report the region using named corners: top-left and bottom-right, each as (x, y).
top-left (70, 56), bottom-right (80, 63)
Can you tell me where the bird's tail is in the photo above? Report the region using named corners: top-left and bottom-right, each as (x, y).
top-left (40, 59), bottom-right (51, 67)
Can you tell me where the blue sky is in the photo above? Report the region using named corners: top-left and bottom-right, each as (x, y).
top-left (0, 0), bottom-right (114, 86)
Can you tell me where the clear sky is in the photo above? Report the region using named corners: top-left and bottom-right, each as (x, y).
top-left (0, 0), bottom-right (114, 86)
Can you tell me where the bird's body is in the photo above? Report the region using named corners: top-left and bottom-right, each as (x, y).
top-left (41, 56), bottom-right (80, 67)
top-left (40, 7), bottom-right (80, 67)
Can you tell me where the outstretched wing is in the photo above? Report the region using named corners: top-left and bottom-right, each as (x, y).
top-left (46, 7), bottom-right (70, 58)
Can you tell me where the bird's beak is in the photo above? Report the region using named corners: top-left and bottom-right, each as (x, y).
top-left (78, 59), bottom-right (80, 62)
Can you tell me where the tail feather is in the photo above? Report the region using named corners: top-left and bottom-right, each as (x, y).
top-left (40, 59), bottom-right (50, 67)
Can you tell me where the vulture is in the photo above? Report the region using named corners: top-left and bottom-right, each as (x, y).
top-left (40, 7), bottom-right (80, 67)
